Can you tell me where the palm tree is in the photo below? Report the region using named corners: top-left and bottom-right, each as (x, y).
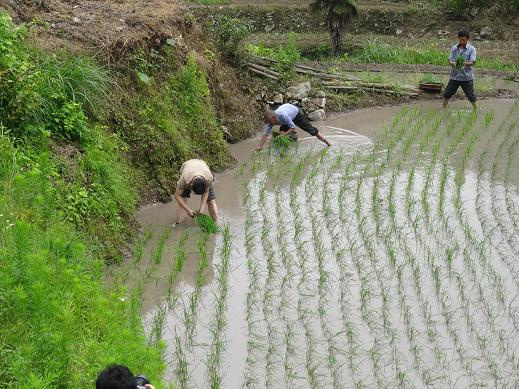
top-left (310, 0), bottom-right (358, 56)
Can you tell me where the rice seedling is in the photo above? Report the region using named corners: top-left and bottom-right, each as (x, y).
top-left (196, 213), bottom-right (219, 233)
top-left (152, 227), bottom-right (171, 265)
top-left (207, 225), bottom-right (232, 388)
top-left (271, 133), bottom-right (294, 155)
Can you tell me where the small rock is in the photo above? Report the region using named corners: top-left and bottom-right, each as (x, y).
top-left (116, 26), bottom-right (124, 32)
top-left (316, 90), bottom-right (326, 98)
top-left (480, 26), bottom-right (493, 40)
top-left (273, 94), bottom-right (284, 104)
top-left (396, 28), bottom-right (403, 36)
top-left (287, 81), bottom-right (312, 100)
top-left (72, 17), bottom-right (81, 24)
top-left (311, 97), bottom-right (326, 109)
top-left (265, 24), bottom-right (274, 33)
top-left (222, 126), bottom-right (236, 144)
top-left (308, 109), bottom-right (326, 121)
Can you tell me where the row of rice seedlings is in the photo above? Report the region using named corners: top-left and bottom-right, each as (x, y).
top-left (132, 227), bottom-right (153, 266)
top-left (476, 119), bottom-right (519, 295)
top-left (341, 108), bottom-right (426, 386)
top-left (182, 232), bottom-right (210, 347)
top-left (459, 111), bottom-right (519, 318)
top-left (504, 131), bottom-right (519, 238)
top-left (152, 227), bottom-right (171, 265)
top-left (375, 110), bottom-right (447, 384)
top-left (451, 112), bottom-right (519, 384)
top-left (273, 185), bottom-right (303, 387)
top-left (166, 231), bottom-right (189, 306)
top-left (128, 226), bottom-right (171, 308)
top-left (242, 177), bottom-right (266, 387)
top-left (322, 156), bottom-right (371, 388)
top-left (489, 120), bottom-right (519, 255)
top-left (149, 232), bottom-right (190, 348)
top-left (257, 171), bottom-right (285, 387)
top-left (351, 155), bottom-right (403, 385)
top-left (207, 225), bottom-right (233, 388)
top-left (426, 110), bottom-right (514, 384)
top-left (383, 112), bottom-right (458, 384)
top-left (503, 99), bottom-right (519, 232)
top-left (424, 111), bottom-right (505, 383)
top-left (383, 111), bottom-right (474, 385)
top-left (304, 165), bottom-right (346, 389)
top-left (289, 168), bottom-right (328, 388)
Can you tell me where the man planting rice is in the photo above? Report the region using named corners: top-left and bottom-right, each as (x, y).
top-left (443, 30), bottom-right (477, 110)
top-left (256, 103), bottom-right (332, 151)
top-left (174, 159), bottom-right (218, 224)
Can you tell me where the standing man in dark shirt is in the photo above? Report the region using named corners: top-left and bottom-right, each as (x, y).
top-left (443, 30), bottom-right (477, 109)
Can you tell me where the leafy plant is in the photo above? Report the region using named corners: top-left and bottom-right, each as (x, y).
top-left (246, 33), bottom-right (301, 78)
top-left (208, 15), bottom-right (251, 60)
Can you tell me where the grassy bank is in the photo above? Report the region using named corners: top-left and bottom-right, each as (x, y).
top-left (0, 10), bottom-right (234, 386)
top-left (345, 40), bottom-right (519, 72)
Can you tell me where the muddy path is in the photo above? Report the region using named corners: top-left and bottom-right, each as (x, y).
top-left (119, 97), bottom-right (519, 388)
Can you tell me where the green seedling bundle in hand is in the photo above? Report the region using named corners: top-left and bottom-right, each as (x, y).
top-left (196, 213), bottom-right (219, 233)
top-left (272, 133), bottom-right (294, 155)
top-left (456, 55), bottom-right (465, 70)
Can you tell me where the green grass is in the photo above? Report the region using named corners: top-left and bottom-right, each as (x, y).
top-left (0, 12), bottom-right (164, 386)
top-left (116, 54), bottom-right (234, 195)
top-left (345, 40), bottom-right (518, 72)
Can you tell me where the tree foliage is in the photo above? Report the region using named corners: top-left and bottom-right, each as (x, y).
top-left (310, 0), bottom-right (358, 56)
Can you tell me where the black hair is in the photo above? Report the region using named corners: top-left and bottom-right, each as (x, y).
top-left (458, 30), bottom-right (470, 39)
top-left (96, 365), bottom-right (135, 389)
top-left (192, 176), bottom-right (207, 195)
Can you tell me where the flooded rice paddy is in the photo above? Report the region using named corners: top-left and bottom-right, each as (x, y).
top-left (127, 99), bottom-right (519, 388)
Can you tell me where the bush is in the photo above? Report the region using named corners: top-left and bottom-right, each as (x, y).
top-left (208, 15), bottom-right (252, 60)
top-left (0, 134), bottom-right (163, 387)
top-left (0, 12), bottom-right (163, 387)
top-left (0, 12), bottom-right (109, 140)
top-left (246, 32), bottom-right (301, 79)
top-left (117, 54), bottom-right (233, 194)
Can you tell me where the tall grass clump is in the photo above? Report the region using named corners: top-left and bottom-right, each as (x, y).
top-left (0, 12), bottom-right (164, 386)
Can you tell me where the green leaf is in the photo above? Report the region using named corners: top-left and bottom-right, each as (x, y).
top-left (137, 71), bottom-right (151, 84)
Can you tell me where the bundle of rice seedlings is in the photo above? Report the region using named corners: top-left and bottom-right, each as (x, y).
top-left (456, 55), bottom-right (465, 70)
top-left (196, 213), bottom-right (219, 233)
top-left (272, 134), bottom-right (293, 153)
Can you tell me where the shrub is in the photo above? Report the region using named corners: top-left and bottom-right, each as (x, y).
top-left (0, 12), bottom-right (109, 140)
top-left (246, 32), bottom-right (301, 79)
top-left (208, 15), bottom-right (251, 60)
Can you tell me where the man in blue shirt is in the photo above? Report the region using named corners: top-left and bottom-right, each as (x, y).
top-left (443, 30), bottom-right (477, 109)
top-left (256, 103), bottom-right (331, 150)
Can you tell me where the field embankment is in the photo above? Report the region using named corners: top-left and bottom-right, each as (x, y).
top-left (0, 0), bottom-right (260, 386)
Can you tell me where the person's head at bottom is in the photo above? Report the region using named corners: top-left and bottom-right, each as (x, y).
top-left (192, 176), bottom-right (207, 195)
top-left (96, 365), bottom-right (154, 389)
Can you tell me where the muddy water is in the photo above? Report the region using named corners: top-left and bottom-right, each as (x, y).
top-left (128, 98), bottom-right (519, 388)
